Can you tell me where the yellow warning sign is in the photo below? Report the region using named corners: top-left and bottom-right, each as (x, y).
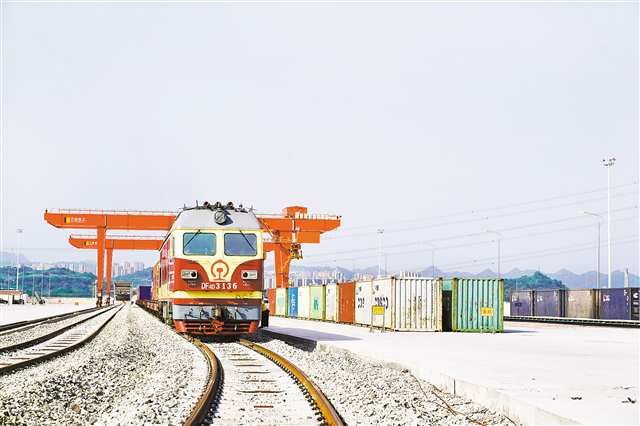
top-left (480, 307), bottom-right (494, 317)
top-left (371, 305), bottom-right (385, 315)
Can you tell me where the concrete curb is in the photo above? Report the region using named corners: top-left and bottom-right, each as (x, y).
top-left (262, 329), bottom-right (580, 425)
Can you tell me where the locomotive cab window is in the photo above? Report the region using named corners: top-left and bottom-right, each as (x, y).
top-left (183, 232), bottom-right (216, 256)
top-left (224, 233), bottom-right (257, 256)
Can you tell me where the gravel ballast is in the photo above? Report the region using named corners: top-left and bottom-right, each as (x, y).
top-left (251, 331), bottom-right (516, 426)
top-left (0, 304), bottom-right (207, 426)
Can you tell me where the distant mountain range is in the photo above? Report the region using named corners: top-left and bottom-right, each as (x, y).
top-left (286, 264), bottom-right (639, 288)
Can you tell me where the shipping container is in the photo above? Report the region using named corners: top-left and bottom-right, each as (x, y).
top-left (444, 278), bottom-right (503, 332)
top-left (510, 290), bottom-right (534, 316)
top-left (287, 287), bottom-right (298, 318)
top-left (275, 288), bottom-right (287, 316)
top-left (599, 288), bottom-right (640, 320)
top-left (393, 277), bottom-right (442, 331)
top-left (355, 280), bottom-right (372, 325)
top-left (309, 285), bottom-right (326, 320)
top-left (267, 288), bottom-right (276, 314)
top-left (298, 286), bottom-right (310, 319)
top-left (138, 286), bottom-right (152, 301)
top-left (337, 282), bottom-right (356, 324)
top-left (564, 289), bottom-right (599, 319)
top-left (325, 284), bottom-right (338, 322)
top-left (533, 289), bottom-right (565, 317)
top-left (371, 278), bottom-right (393, 328)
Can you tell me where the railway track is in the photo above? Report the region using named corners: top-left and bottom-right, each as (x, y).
top-left (0, 306), bottom-right (101, 335)
top-left (505, 315), bottom-right (640, 328)
top-left (185, 338), bottom-right (344, 426)
top-left (0, 304), bottom-right (122, 375)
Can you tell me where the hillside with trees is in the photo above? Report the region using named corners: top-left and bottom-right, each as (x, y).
top-left (0, 266), bottom-right (96, 297)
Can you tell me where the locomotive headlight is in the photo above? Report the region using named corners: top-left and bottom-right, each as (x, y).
top-left (181, 269), bottom-right (198, 280)
top-left (241, 270), bottom-right (258, 280)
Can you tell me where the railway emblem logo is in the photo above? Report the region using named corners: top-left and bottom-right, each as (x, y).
top-left (210, 260), bottom-right (230, 281)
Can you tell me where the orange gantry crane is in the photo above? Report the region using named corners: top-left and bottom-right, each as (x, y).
top-left (68, 235), bottom-right (164, 304)
top-left (45, 209), bottom-right (175, 306)
top-left (45, 205), bottom-right (340, 305)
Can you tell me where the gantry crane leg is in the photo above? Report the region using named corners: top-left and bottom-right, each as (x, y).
top-left (96, 227), bottom-right (105, 307)
top-left (105, 248), bottom-right (113, 305)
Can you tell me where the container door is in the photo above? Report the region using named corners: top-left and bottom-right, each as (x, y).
top-left (287, 287), bottom-right (298, 317)
top-left (325, 284), bottom-right (337, 321)
top-left (355, 281), bottom-right (372, 325)
top-left (338, 282), bottom-right (356, 324)
top-left (371, 278), bottom-right (392, 328)
top-left (298, 287), bottom-right (310, 319)
top-left (442, 290), bottom-right (452, 331)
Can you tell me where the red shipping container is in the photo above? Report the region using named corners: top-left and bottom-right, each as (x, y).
top-left (267, 288), bottom-right (276, 314)
top-left (337, 282), bottom-right (356, 324)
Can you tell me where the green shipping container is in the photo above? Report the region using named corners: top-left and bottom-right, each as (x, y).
top-left (275, 288), bottom-right (288, 317)
top-left (309, 285), bottom-right (326, 320)
top-left (444, 278), bottom-right (503, 332)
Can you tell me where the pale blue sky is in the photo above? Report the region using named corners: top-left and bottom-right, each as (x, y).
top-left (1, 2), bottom-right (638, 274)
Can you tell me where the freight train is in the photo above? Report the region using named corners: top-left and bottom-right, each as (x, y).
top-left (138, 202), bottom-right (265, 336)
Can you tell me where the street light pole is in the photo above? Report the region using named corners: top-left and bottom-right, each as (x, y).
top-left (603, 157), bottom-right (616, 288)
top-left (377, 229), bottom-right (384, 278)
top-left (486, 230), bottom-right (503, 279)
top-left (583, 211), bottom-right (602, 289)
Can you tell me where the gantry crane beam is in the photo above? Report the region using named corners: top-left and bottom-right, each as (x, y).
top-left (259, 206), bottom-right (341, 288)
top-left (68, 235), bottom-right (163, 305)
top-left (44, 209), bottom-right (175, 306)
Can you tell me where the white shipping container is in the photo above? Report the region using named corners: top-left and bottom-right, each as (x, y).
top-left (355, 280), bottom-right (372, 325)
top-left (393, 277), bottom-right (442, 331)
top-left (371, 278), bottom-right (393, 328)
top-left (325, 284), bottom-right (338, 321)
top-left (298, 286), bottom-right (310, 319)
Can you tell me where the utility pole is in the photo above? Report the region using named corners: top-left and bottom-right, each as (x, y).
top-left (486, 230), bottom-right (503, 279)
top-left (583, 211), bottom-right (602, 289)
top-left (603, 157), bottom-right (616, 288)
top-left (15, 229), bottom-right (23, 292)
top-left (377, 229), bottom-right (384, 278)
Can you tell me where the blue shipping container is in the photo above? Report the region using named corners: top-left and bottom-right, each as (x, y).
top-left (138, 286), bottom-right (151, 301)
top-left (533, 290), bottom-right (565, 317)
top-left (287, 287), bottom-right (298, 317)
top-left (510, 290), bottom-right (534, 316)
top-left (600, 288), bottom-right (639, 320)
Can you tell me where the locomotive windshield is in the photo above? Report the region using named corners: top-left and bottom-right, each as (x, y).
top-left (224, 233), bottom-right (257, 256)
top-left (183, 232), bottom-right (216, 255)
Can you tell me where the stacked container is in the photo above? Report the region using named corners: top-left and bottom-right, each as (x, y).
top-left (533, 289), bottom-right (565, 317)
top-left (275, 288), bottom-right (287, 316)
top-left (338, 282), bottom-right (356, 324)
top-left (325, 284), bottom-right (338, 322)
top-left (564, 289), bottom-right (598, 319)
top-left (510, 290), bottom-right (534, 316)
top-left (287, 287), bottom-right (298, 318)
top-left (298, 286), bottom-right (310, 319)
top-left (444, 278), bottom-right (503, 332)
top-left (309, 285), bottom-right (326, 320)
top-left (600, 288), bottom-right (640, 320)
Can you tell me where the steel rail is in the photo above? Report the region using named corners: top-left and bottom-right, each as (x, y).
top-left (0, 306), bottom-right (117, 354)
top-left (0, 306), bottom-right (102, 336)
top-left (238, 338), bottom-right (345, 426)
top-left (182, 339), bottom-right (221, 426)
top-left (505, 315), bottom-right (640, 328)
top-left (0, 305), bottom-right (122, 375)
